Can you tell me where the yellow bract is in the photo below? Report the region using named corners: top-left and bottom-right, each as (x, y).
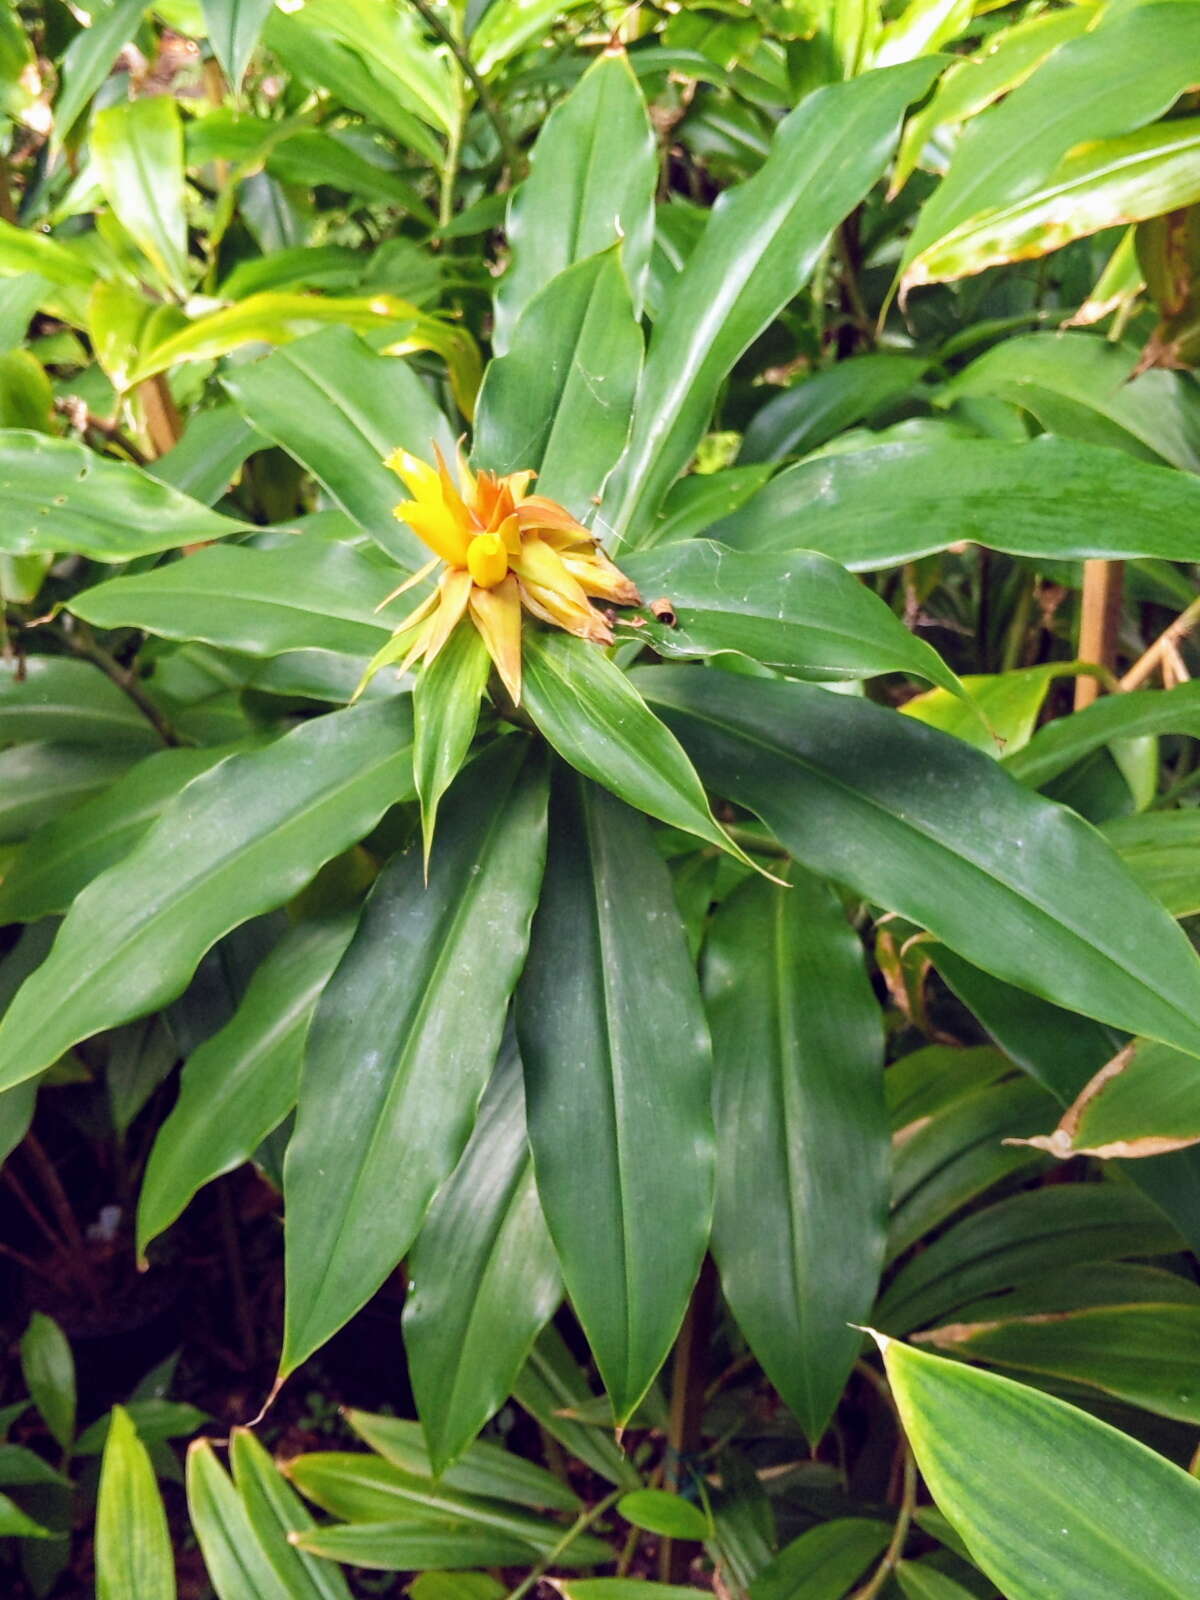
top-left (362, 444), bottom-right (641, 705)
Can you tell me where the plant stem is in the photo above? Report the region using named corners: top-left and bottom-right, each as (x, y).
top-left (1119, 592), bottom-right (1200, 691)
top-left (661, 1255), bottom-right (718, 1582)
top-left (406, 0), bottom-right (526, 184)
top-left (505, 1488), bottom-right (623, 1600)
top-left (1075, 558), bottom-right (1124, 709)
top-left (851, 1446), bottom-right (917, 1600)
top-left (59, 621), bottom-right (180, 747)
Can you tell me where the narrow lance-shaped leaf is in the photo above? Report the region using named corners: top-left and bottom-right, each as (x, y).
top-left (706, 870), bottom-right (887, 1444)
top-left (187, 1441), bottom-right (312, 1600)
top-left (0, 700), bottom-right (415, 1092)
top-left (600, 58), bottom-right (940, 547)
top-left (137, 914), bottom-right (357, 1257)
top-left (403, 1037), bottom-right (562, 1472)
top-left (517, 769), bottom-right (716, 1422)
top-left (474, 249), bottom-right (643, 514)
top-left (0, 430), bottom-right (248, 560)
top-left (0, 657), bottom-right (158, 750)
top-left (229, 1429), bottom-right (352, 1600)
top-left (875, 1333), bottom-right (1200, 1600)
top-left (92, 98), bottom-right (190, 296)
top-left (639, 668), bottom-right (1200, 1061)
top-left (493, 49), bottom-right (656, 352)
top-left (1004, 682), bottom-right (1200, 789)
top-left (281, 739), bottom-right (548, 1376)
top-left (710, 436), bottom-right (1200, 570)
top-left (20, 1314), bottom-right (74, 1453)
top-left (202, 0), bottom-right (276, 89)
top-left (412, 619), bottom-right (491, 861)
top-left (95, 1407), bottom-right (176, 1600)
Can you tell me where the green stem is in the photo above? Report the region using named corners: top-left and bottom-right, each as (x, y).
top-left (407, 0), bottom-right (526, 184)
top-left (851, 1447), bottom-right (917, 1600)
top-left (506, 1488), bottom-right (623, 1600)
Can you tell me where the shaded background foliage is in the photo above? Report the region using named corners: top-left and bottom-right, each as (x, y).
top-left (0, 0), bottom-right (1198, 1596)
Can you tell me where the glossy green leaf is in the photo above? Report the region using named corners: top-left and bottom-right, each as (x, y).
top-left (53, 0), bottom-right (146, 145)
top-left (739, 354), bottom-right (927, 464)
top-left (556, 1586), bottom-right (706, 1600)
top-left (0, 700), bottom-right (415, 1092)
top-left (0, 742), bottom-right (137, 843)
top-left (1004, 683), bottom-right (1200, 789)
top-left (1103, 811), bottom-right (1200, 919)
top-left (939, 332), bottom-right (1200, 472)
top-left (711, 436), bottom-right (1200, 570)
top-left (0, 430), bottom-right (246, 560)
top-left (402, 1041), bottom-right (562, 1473)
top-left (750, 1519), bottom-right (890, 1600)
top-left (0, 657), bottom-right (157, 750)
top-left (522, 630), bottom-right (753, 866)
top-left (413, 619), bottom-right (491, 858)
top-left (221, 326), bottom-right (454, 568)
top-left (600, 59), bottom-right (940, 546)
top-left (187, 1440), bottom-right (312, 1600)
top-left (283, 1453), bottom-right (611, 1565)
top-left (229, 1429), bottom-right (352, 1600)
top-left (877, 1334), bottom-right (1200, 1599)
top-left (282, 739), bottom-right (547, 1375)
top-left (291, 1522), bottom-right (542, 1571)
top-left (409, 1575), bottom-right (503, 1600)
top-left (266, 130), bottom-right (435, 220)
top-left (517, 769), bottom-right (715, 1421)
top-left (649, 465), bottom-right (774, 545)
top-left (149, 406), bottom-right (263, 504)
top-left (921, 1303), bottom-right (1200, 1424)
top-left (902, 3), bottom-right (1200, 284)
top-left (706, 871), bottom-right (886, 1442)
top-left (0, 746), bottom-right (229, 924)
top-left (71, 541), bottom-right (399, 659)
top-left (1026, 1034), bottom-right (1200, 1161)
top-left (895, 1563), bottom-right (977, 1600)
top-left (95, 1407), bottom-right (175, 1600)
top-left (344, 1412), bottom-right (576, 1513)
top-left (641, 669), bottom-right (1200, 1060)
top-left (493, 51), bottom-right (656, 351)
top-left (620, 541), bottom-right (967, 696)
top-left (92, 98), bottom-right (189, 296)
top-left (902, 665), bottom-right (1089, 758)
top-left (470, 0), bottom-right (594, 74)
top-left (0, 1491), bottom-right (52, 1539)
top-left (76, 1400), bottom-right (208, 1454)
top-left (876, 1184), bottom-right (1183, 1336)
top-left (511, 1326), bottom-right (640, 1489)
top-left (475, 250), bottom-right (642, 513)
top-left (618, 1490), bottom-right (708, 1540)
top-left (0, 221), bottom-right (94, 290)
top-left (203, 0), bottom-right (276, 89)
top-left (20, 1314), bottom-right (74, 1452)
top-left (137, 915), bottom-right (356, 1256)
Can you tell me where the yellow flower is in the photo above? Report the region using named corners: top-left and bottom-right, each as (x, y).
top-left (364, 444), bottom-right (641, 704)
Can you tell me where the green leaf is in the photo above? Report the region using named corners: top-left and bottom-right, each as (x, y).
top-left (95, 1407), bottom-right (176, 1600)
top-left (76, 1400), bottom-right (208, 1454)
top-left (516, 769), bottom-right (715, 1422)
top-left (876, 1183), bottom-right (1183, 1336)
top-left (938, 332), bottom-right (1200, 472)
top-left (149, 405), bottom-right (263, 505)
top-left (229, 1429), bottom-right (352, 1600)
top-left (711, 436), bottom-right (1200, 570)
top-left (0, 746), bottom-right (230, 924)
top-left (71, 541), bottom-right (400, 659)
top-left (1004, 683), bottom-right (1200, 789)
top-left (640, 669), bottom-right (1200, 1059)
top-left (413, 620), bottom-right (491, 860)
top-left (53, 0), bottom-right (146, 145)
top-left (0, 1490), bottom-right (53, 1539)
top-left (221, 326), bottom-right (455, 568)
top-left (281, 739), bottom-right (548, 1375)
top-left (600, 59), bottom-right (940, 546)
top-left (203, 0), bottom-right (276, 88)
top-left (402, 1040), bottom-right (562, 1473)
top-left (493, 50), bottom-right (656, 351)
top-left (619, 541), bottom-right (967, 696)
top-left (0, 657), bottom-right (158, 749)
top-left (187, 1439), bottom-right (314, 1599)
top-left (0, 430), bottom-right (246, 561)
top-left (0, 700), bottom-right (415, 1093)
top-left (511, 1326), bottom-right (641, 1489)
top-left (920, 1302), bottom-right (1200, 1424)
top-left (475, 250), bottom-right (642, 513)
top-left (706, 871), bottom-right (886, 1443)
top-left (876, 1333), bottom-right (1200, 1599)
top-left (20, 1313), bottom-right (74, 1452)
top-left (0, 742), bottom-right (137, 843)
top-left (618, 1489), bottom-right (708, 1540)
top-left (1103, 811), bottom-right (1200, 919)
top-left (290, 1522), bottom-right (544, 1571)
top-left (283, 1453), bottom-right (611, 1565)
top-left (902, 665), bottom-right (1090, 758)
top-left (0, 221), bottom-right (94, 290)
top-left (556, 1586), bottom-right (708, 1600)
top-left (738, 353), bottom-right (927, 464)
top-left (92, 98), bottom-right (190, 296)
top-left (344, 1413), bottom-right (577, 1513)
top-left (750, 1519), bottom-right (890, 1600)
top-left (137, 915), bottom-right (356, 1256)
top-left (895, 1563), bottom-right (978, 1600)
top-left (522, 630), bottom-right (754, 868)
top-left (887, 1044), bottom-right (1013, 1131)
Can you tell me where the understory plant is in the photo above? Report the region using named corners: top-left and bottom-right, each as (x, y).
top-left (2, 0), bottom-right (1200, 1596)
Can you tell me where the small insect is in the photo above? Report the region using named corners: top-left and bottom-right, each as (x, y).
top-left (649, 596), bottom-right (678, 627)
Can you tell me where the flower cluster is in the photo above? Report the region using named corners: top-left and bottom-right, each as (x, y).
top-left (369, 446), bottom-right (640, 703)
